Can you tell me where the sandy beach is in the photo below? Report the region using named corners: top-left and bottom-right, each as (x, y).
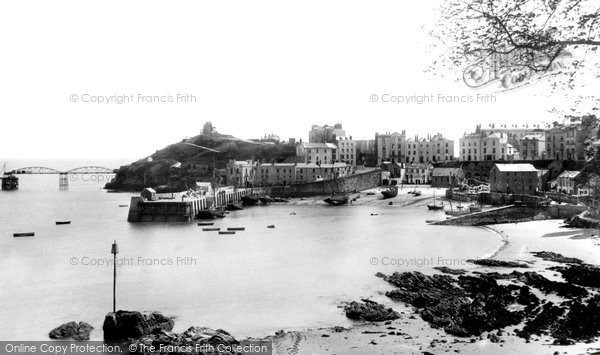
top-left (266, 190), bottom-right (600, 355)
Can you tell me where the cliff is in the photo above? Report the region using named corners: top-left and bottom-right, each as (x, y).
top-left (105, 132), bottom-right (297, 191)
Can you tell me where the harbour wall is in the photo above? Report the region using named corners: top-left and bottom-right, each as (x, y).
top-left (430, 204), bottom-right (588, 226)
top-left (268, 169), bottom-right (382, 198)
top-left (127, 188), bottom-right (250, 222)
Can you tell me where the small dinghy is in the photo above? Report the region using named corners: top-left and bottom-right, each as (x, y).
top-left (198, 222), bottom-right (214, 226)
top-left (219, 231), bottom-right (236, 235)
top-left (55, 221), bottom-right (71, 225)
top-left (227, 227), bottom-right (245, 231)
top-left (13, 232), bottom-right (35, 237)
top-left (202, 227), bottom-right (220, 231)
top-left (267, 225), bottom-right (275, 228)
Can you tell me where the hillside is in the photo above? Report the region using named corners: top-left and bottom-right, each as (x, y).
top-left (105, 132), bottom-right (297, 191)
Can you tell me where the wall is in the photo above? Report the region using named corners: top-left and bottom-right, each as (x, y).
top-left (269, 169), bottom-right (381, 197)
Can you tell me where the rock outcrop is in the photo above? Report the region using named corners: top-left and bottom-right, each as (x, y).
top-left (130, 327), bottom-right (246, 355)
top-left (103, 310), bottom-right (174, 340)
top-left (344, 299), bottom-right (400, 322)
top-left (49, 321), bottom-right (93, 341)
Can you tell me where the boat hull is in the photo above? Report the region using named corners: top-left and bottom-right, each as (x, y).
top-left (427, 204), bottom-right (444, 210)
top-left (323, 195), bottom-right (349, 205)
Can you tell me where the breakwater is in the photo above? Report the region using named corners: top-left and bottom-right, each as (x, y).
top-left (430, 204), bottom-right (588, 226)
top-left (127, 188), bottom-right (250, 222)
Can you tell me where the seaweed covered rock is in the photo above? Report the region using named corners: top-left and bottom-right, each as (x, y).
top-left (49, 321), bottom-right (93, 341)
top-left (344, 299), bottom-right (400, 322)
top-left (103, 310), bottom-right (174, 340)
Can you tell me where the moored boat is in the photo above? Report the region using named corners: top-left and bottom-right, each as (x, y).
top-left (427, 190), bottom-right (444, 210)
top-left (55, 221), bottom-right (71, 225)
top-left (13, 232), bottom-right (35, 237)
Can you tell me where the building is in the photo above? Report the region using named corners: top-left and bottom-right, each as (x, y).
top-left (336, 136), bottom-right (357, 166)
top-left (309, 123), bottom-right (345, 143)
top-left (459, 132), bottom-right (519, 161)
top-left (296, 143), bottom-right (337, 164)
top-left (376, 132), bottom-right (454, 164)
top-left (430, 167), bottom-right (465, 188)
top-left (406, 134), bottom-right (454, 164)
top-left (489, 163), bottom-right (538, 194)
top-left (405, 163), bottom-right (433, 184)
top-left (375, 131), bottom-right (406, 164)
top-left (556, 170), bottom-right (581, 195)
top-left (226, 160), bottom-right (257, 187)
top-left (545, 124), bottom-right (585, 160)
top-left (520, 134), bottom-right (546, 160)
top-left (477, 123), bottom-right (546, 152)
top-left (379, 161), bottom-right (405, 179)
top-left (295, 163), bottom-right (351, 183)
top-left (257, 163), bottom-right (296, 186)
top-left (260, 133), bottom-right (281, 143)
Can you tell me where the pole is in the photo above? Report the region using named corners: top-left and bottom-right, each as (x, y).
top-left (111, 240), bottom-right (119, 313)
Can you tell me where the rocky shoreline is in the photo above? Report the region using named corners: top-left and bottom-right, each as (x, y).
top-left (48, 251), bottom-right (600, 353)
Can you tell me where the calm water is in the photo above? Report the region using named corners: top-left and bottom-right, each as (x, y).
top-left (0, 171), bottom-right (501, 341)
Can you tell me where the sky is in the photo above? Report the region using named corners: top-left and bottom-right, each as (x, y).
top-left (0, 0), bottom-right (588, 160)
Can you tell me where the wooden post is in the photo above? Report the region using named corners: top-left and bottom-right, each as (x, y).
top-left (111, 240), bottom-right (119, 313)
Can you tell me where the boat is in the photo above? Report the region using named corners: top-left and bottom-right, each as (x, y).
top-left (468, 203), bottom-right (482, 213)
top-left (427, 190), bottom-right (444, 210)
top-left (197, 222), bottom-right (214, 226)
top-left (219, 231), bottom-right (236, 235)
top-left (323, 194), bottom-right (350, 205)
top-left (366, 191), bottom-right (376, 196)
top-left (381, 185), bottom-right (398, 199)
top-left (197, 208), bottom-right (226, 219)
top-left (267, 224), bottom-right (275, 228)
top-left (118, 204), bottom-right (128, 207)
top-left (323, 170), bottom-right (349, 206)
top-left (55, 221), bottom-right (71, 225)
top-left (13, 232), bottom-right (35, 237)
top-left (202, 227), bottom-right (220, 231)
top-left (259, 196), bottom-right (273, 205)
top-left (225, 202), bottom-right (244, 211)
top-left (413, 191), bottom-right (422, 197)
top-left (241, 194), bottom-right (259, 206)
top-left (227, 227), bottom-right (245, 231)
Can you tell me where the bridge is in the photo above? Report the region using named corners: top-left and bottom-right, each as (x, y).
top-left (12, 166), bottom-right (116, 175)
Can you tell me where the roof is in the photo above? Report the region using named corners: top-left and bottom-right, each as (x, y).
top-left (432, 167), bottom-right (462, 176)
top-left (258, 163), bottom-right (296, 167)
top-left (557, 170), bottom-right (581, 179)
top-left (142, 188), bottom-right (156, 193)
top-left (406, 163), bottom-right (431, 169)
top-left (486, 132), bottom-right (506, 139)
top-left (494, 163), bottom-right (538, 172)
top-left (303, 143), bottom-right (337, 149)
top-left (522, 134), bottom-right (544, 140)
top-left (296, 163), bottom-right (348, 168)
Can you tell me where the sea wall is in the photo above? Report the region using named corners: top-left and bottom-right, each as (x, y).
top-left (269, 169), bottom-right (381, 198)
top-left (431, 204), bottom-right (588, 226)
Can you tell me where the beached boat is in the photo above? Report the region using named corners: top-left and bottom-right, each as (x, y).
top-left (202, 227), bottom-right (220, 231)
top-left (13, 232), bottom-right (35, 237)
top-left (323, 171), bottom-right (349, 206)
top-left (381, 185), bottom-right (398, 199)
top-left (413, 191), bottom-right (422, 197)
top-left (427, 190), bottom-right (444, 210)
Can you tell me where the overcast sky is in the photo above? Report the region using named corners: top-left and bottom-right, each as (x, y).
top-left (0, 0), bottom-right (587, 160)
